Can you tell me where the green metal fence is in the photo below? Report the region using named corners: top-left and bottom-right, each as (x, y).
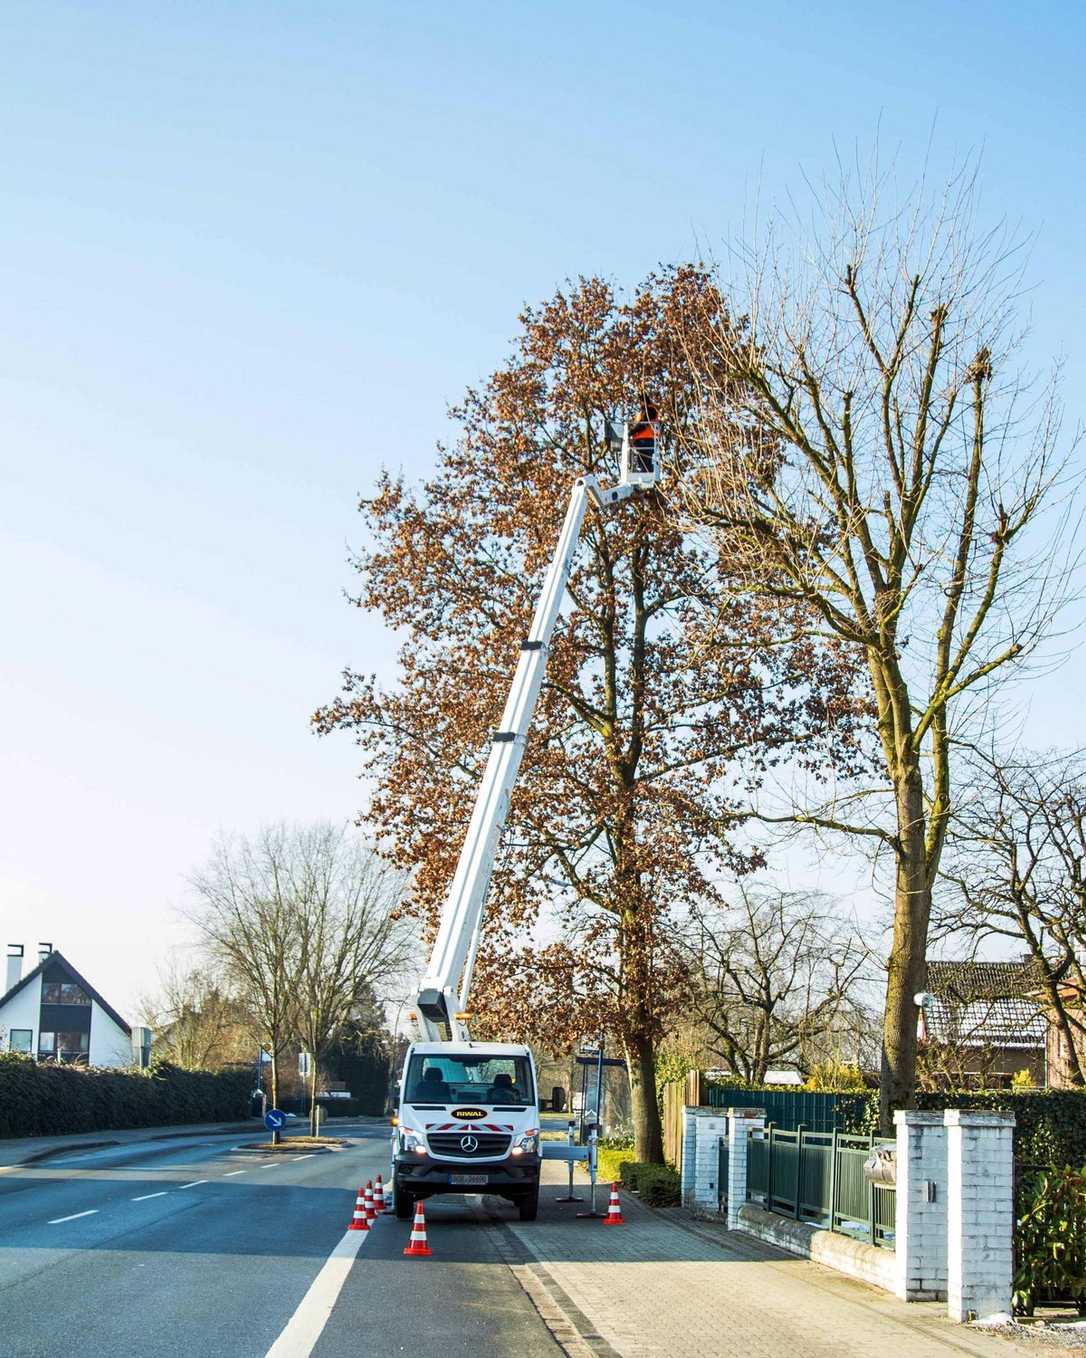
top-left (744, 1124), bottom-right (896, 1250)
top-left (703, 1085), bottom-right (866, 1133)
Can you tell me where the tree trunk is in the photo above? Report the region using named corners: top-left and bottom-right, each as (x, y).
top-left (625, 1032), bottom-right (664, 1164)
top-left (880, 766), bottom-right (930, 1132)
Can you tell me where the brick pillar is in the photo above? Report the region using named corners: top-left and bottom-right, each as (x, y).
top-left (726, 1107), bottom-right (766, 1230)
top-left (680, 1107), bottom-right (730, 1215)
top-left (893, 1110), bottom-right (948, 1301)
top-left (680, 1106), bottom-right (698, 1210)
top-left (944, 1109), bottom-right (1015, 1322)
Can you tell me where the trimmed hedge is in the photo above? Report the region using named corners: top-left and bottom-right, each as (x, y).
top-left (617, 1160), bottom-right (681, 1205)
top-left (0, 1053), bottom-right (253, 1138)
top-left (841, 1088), bottom-right (1086, 1166)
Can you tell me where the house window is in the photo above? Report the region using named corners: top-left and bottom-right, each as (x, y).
top-left (41, 981), bottom-right (89, 1005)
top-left (9, 1029), bottom-right (32, 1053)
top-left (38, 1031), bottom-right (55, 1056)
top-left (56, 1032), bottom-right (89, 1061)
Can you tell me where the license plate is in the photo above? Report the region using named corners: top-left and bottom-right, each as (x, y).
top-left (449, 1174), bottom-right (488, 1186)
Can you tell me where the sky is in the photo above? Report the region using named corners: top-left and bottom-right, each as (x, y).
top-left (1, 1), bottom-right (1084, 1018)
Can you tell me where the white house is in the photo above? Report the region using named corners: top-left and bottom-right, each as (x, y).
top-left (1, 943), bottom-right (145, 1068)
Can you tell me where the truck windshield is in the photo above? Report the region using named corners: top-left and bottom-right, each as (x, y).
top-left (405, 1053), bottom-right (534, 1106)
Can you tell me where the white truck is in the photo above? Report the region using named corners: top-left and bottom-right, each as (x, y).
top-left (391, 406), bottom-right (660, 1220)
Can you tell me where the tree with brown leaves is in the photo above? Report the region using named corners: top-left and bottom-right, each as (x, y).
top-left (315, 268), bottom-right (869, 1161)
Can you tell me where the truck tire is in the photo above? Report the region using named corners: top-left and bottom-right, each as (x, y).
top-left (394, 1175), bottom-right (413, 1219)
top-left (518, 1184), bottom-right (539, 1221)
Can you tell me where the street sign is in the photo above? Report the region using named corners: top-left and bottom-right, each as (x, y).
top-left (264, 1108), bottom-right (287, 1132)
top-left (298, 1051), bottom-right (311, 1077)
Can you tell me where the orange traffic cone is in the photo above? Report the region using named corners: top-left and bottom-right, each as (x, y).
top-left (374, 1176), bottom-right (386, 1214)
top-left (403, 1200), bottom-right (432, 1256)
top-left (348, 1186), bottom-right (369, 1231)
top-left (364, 1181), bottom-right (376, 1223)
top-left (602, 1182), bottom-right (625, 1225)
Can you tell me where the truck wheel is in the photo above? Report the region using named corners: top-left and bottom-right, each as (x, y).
top-left (394, 1176), bottom-right (413, 1219)
top-left (518, 1185), bottom-right (539, 1221)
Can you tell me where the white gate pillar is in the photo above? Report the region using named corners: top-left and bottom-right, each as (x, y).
top-left (726, 1107), bottom-right (766, 1230)
top-left (944, 1109), bottom-right (1016, 1322)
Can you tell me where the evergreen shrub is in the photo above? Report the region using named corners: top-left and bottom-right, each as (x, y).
top-left (0, 1053), bottom-right (252, 1138)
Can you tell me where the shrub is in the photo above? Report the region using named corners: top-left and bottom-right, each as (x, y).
top-left (0, 1053), bottom-right (252, 1138)
top-left (1013, 1165), bottom-right (1086, 1316)
top-left (804, 1061), bottom-right (867, 1093)
top-left (635, 1163), bottom-right (681, 1206)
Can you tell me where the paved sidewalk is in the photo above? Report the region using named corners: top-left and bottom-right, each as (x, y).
top-left (0, 1119), bottom-right (259, 1167)
top-left (494, 1165), bottom-right (1034, 1358)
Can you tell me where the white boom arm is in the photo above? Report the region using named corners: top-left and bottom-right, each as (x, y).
top-left (415, 440), bottom-right (656, 1041)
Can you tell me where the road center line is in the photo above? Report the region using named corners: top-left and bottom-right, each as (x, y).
top-left (264, 1228), bottom-right (370, 1358)
top-left (290, 1155), bottom-right (314, 1161)
top-left (259, 1162), bottom-right (281, 1169)
top-left (179, 1180), bottom-right (208, 1189)
top-left (223, 1170), bottom-right (246, 1176)
top-left (48, 1210), bottom-right (98, 1224)
top-left (131, 1192), bottom-right (168, 1201)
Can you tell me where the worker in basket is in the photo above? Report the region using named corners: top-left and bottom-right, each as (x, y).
top-left (628, 398), bottom-right (658, 475)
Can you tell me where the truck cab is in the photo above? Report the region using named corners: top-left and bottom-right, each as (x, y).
top-left (392, 1041), bottom-right (541, 1221)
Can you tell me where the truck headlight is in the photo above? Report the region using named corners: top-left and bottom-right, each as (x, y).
top-left (514, 1133), bottom-right (538, 1154)
top-left (401, 1130), bottom-right (426, 1155)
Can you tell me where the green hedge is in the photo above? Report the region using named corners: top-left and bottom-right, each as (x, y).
top-left (840, 1089), bottom-right (1086, 1166)
top-left (616, 1160), bottom-right (680, 1206)
top-left (0, 1053), bottom-right (253, 1138)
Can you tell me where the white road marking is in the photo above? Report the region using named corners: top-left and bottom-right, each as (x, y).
top-left (264, 1228), bottom-right (370, 1357)
top-left (131, 1192), bottom-right (168, 1201)
top-left (290, 1155), bottom-right (314, 1161)
top-left (259, 1162), bottom-right (281, 1169)
top-left (223, 1170), bottom-right (246, 1176)
top-left (179, 1180), bottom-right (208, 1189)
top-left (48, 1210), bottom-right (98, 1224)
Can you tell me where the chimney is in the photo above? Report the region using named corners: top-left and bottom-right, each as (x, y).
top-left (37, 942), bottom-right (52, 965)
top-left (5, 944), bottom-right (23, 994)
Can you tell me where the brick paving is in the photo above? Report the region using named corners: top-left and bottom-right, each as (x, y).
top-left (493, 1166), bottom-right (1034, 1358)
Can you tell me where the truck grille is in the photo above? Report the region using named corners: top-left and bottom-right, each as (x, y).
top-left (427, 1132), bottom-right (511, 1159)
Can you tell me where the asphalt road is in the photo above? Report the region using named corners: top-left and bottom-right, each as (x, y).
top-left (0, 1123), bottom-right (560, 1358)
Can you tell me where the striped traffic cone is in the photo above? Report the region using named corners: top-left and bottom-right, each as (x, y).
top-left (373, 1176), bottom-right (386, 1214)
top-left (602, 1182), bottom-right (625, 1225)
top-left (364, 1181), bottom-right (377, 1223)
top-left (347, 1186), bottom-right (369, 1232)
top-left (403, 1200), bottom-right (432, 1257)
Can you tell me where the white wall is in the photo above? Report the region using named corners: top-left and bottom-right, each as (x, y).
top-left (89, 1001), bottom-right (133, 1067)
top-left (1, 975), bottom-right (41, 1051)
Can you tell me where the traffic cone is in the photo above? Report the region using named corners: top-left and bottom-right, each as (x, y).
top-left (364, 1181), bottom-right (376, 1223)
top-left (373, 1176), bottom-right (386, 1213)
top-left (602, 1182), bottom-right (625, 1225)
top-left (347, 1186), bottom-right (369, 1232)
top-left (403, 1200), bottom-right (432, 1256)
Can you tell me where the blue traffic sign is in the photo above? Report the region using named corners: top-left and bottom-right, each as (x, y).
top-left (264, 1108), bottom-right (287, 1131)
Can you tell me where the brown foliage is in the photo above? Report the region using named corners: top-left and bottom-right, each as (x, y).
top-left (315, 267), bottom-right (870, 1158)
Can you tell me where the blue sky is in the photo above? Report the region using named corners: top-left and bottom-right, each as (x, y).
top-left (1, 2), bottom-right (1083, 1013)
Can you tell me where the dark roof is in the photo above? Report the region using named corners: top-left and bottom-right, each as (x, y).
top-left (922, 960), bottom-right (1045, 1049)
top-left (0, 950), bottom-right (131, 1037)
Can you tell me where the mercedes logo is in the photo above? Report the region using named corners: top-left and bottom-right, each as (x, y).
top-left (459, 1134), bottom-right (479, 1153)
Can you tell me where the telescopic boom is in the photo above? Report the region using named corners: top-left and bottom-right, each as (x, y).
top-left (413, 409), bottom-right (660, 1041)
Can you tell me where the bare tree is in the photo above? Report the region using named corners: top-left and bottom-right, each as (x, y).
top-left (138, 959), bottom-right (252, 1071)
top-left (188, 825), bottom-right (305, 1140)
top-left (291, 825), bottom-right (411, 1135)
top-left (674, 155), bottom-right (1077, 1124)
top-left (684, 887), bottom-right (871, 1083)
top-left (939, 747), bottom-right (1086, 1086)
